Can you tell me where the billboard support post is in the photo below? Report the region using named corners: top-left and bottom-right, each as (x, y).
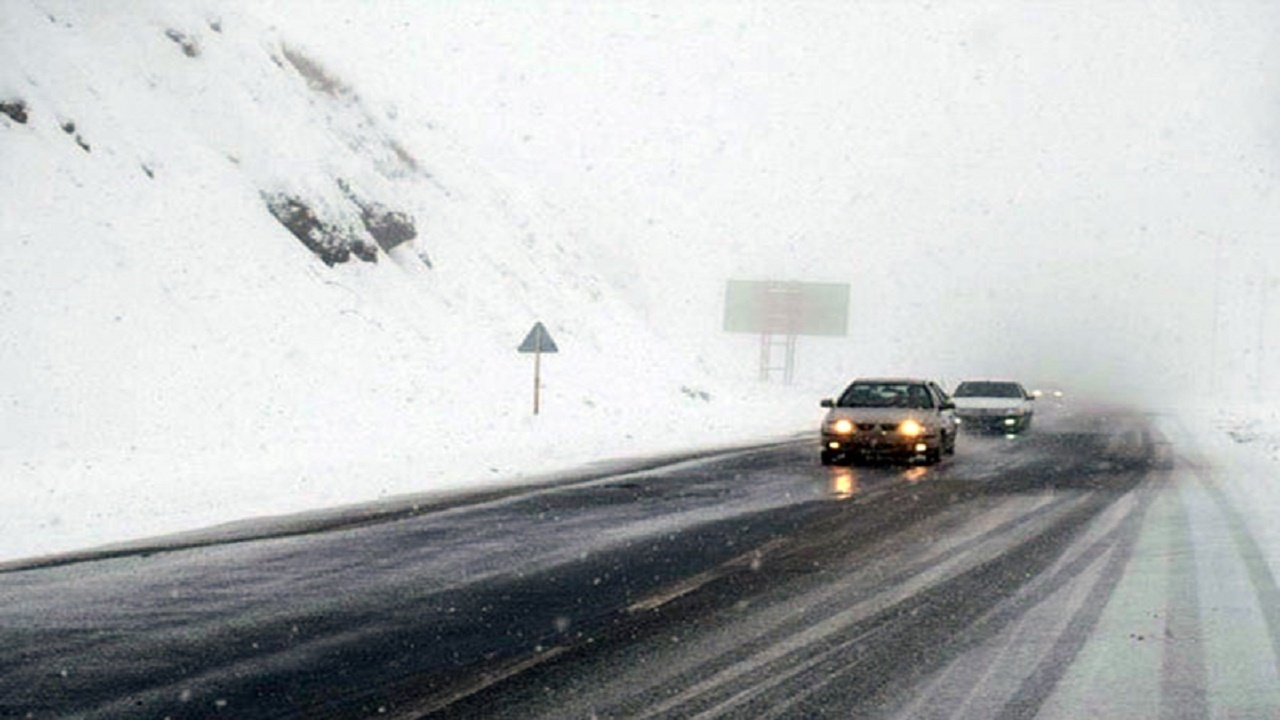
top-left (725, 280), bottom-right (849, 383)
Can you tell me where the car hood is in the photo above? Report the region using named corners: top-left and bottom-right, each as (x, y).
top-left (824, 407), bottom-right (935, 424)
top-left (953, 397), bottom-right (1029, 410)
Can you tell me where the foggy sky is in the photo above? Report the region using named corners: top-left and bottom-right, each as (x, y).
top-left (270, 0), bottom-right (1280, 403)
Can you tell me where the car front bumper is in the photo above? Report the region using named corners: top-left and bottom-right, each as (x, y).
top-left (822, 431), bottom-right (936, 458)
top-left (956, 413), bottom-right (1030, 432)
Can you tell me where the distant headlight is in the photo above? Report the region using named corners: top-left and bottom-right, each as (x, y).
top-left (831, 419), bottom-right (854, 435)
top-left (899, 420), bottom-right (923, 437)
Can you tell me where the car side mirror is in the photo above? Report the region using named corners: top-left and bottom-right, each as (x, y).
top-left (941, 400), bottom-right (955, 410)
top-left (820, 398), bottom-right (835, 408)
top-left (1026, 394), bottom-right (1036, 401)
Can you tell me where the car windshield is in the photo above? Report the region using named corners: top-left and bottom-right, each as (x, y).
top-left (954, 382), bottom-right (1025, 399)
top-left (838, 382), bottom-right (934, 409)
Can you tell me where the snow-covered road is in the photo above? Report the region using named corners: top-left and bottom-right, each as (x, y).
top-left (3, 403), bottom-right (1279, 718)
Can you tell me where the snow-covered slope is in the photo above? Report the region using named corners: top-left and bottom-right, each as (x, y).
top-left (0, 1), bottom-right (814, 563)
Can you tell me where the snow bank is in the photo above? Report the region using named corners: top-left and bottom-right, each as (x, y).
top-left (0, 1), bottom-right (819, 563)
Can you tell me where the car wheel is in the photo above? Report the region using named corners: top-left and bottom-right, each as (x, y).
top-left (924, 444), bottom-right (942, 464)
top-left (821, 450), bottom-right (838, 466)
top-left (943, 431), bottom-right (956, 455)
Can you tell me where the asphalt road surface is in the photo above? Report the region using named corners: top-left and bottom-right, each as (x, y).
top-left (0, 403), bottom-right (1173, 718)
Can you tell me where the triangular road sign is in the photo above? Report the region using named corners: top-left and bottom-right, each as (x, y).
top-left (518, 321), bottom-right (558, 353)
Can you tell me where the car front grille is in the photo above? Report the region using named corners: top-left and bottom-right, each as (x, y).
top-left (961, 408), bottom-right (1017, 417)
top-left (856, 423), bottom-right (900, 432)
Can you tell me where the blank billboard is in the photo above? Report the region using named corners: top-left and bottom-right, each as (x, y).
top-left (723, 280), bottom-right (849, 336)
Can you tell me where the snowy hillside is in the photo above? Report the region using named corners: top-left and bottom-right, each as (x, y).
top-left (0, 1), bottom-right (815, 563)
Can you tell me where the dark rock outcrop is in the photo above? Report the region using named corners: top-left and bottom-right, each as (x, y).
top-left (360, 203), bottom-right (417, 252)
top-left (263, 193), bottom-right (377, 267)
top-left (0, 100), bottom-right (28, 124)
top-left (164, 29), bottom-right (201, 58)
top-left (281, 46), bottom-right (348, 96)
top-left (336, 179), bottom-right (419, 253)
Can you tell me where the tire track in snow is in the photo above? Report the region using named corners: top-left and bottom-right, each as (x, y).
top-left (1158, 480), bottom-right (1209, 720)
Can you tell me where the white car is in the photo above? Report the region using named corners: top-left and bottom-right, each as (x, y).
top-left (952, 380), bottom-right (1034, 434)
top-left (820, 378), bottom-right (959, 465)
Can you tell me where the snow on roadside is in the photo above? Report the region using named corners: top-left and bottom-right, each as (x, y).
top-left (1214, 405), bottom-right (1280, 465)
top-left (0, 1), bottom-right (828, 565)
top-left (1161, 403), bottom-right (1280, 584)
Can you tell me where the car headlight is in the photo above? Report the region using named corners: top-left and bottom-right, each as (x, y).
top-left (831, 419), bottom-right (854, 435)
top-left (899, 420), bottom-right (923, 437)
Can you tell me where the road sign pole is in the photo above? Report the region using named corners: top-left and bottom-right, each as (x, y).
top-left (533, 345), bottom-right (541, 415)
top-left (518, 321), bottom-right (558, 416)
